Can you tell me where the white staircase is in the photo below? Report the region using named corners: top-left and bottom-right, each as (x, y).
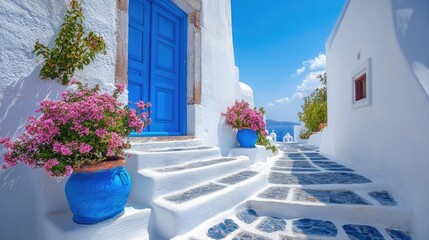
top-left (125, 139), bottom-right (268, 239)
top-left (181, 146), bottom-right (414, 240)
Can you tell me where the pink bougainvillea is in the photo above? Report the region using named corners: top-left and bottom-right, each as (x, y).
top-left (0, 81), bottom-right (151, 177)
top-left (222, 100), bottom-right (267, 136)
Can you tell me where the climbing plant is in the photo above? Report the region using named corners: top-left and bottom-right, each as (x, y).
top-left (257, 107), bottom-right (278, 153)
top-left (297, 72), bottom-right (327, 139)
top-left (33, 0), bottom-right (106, 85)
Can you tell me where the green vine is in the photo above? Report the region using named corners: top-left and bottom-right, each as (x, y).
top-left (33, 0), bottom-right (106, 85)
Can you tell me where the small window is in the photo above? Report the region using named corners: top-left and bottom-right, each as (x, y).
top-left (351, 58), bottom-right (371, 109)
top-left (354, 73), bottom-right (366, 101)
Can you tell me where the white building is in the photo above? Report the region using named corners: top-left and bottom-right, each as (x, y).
top-left (323, 0), bottom-right (429, 238)
top-left (0, 0), bottom-right (252, 239)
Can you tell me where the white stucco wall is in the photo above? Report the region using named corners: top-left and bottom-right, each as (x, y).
top-left (195, 0), bottom-right (241, 155)
top-left (325, 0), bottom-right (429, 238)
top-left (0, 0), bottom-right (243, 238)
top-left (0, 1), bottom-right (118, 239)
top-left (239, 81), bottom-right (255, 108)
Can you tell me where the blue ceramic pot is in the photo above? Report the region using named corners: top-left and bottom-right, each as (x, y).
top-left (65, 158), bottom-right (131, 224)
top-left (237, 128), bottom-right (258, 148)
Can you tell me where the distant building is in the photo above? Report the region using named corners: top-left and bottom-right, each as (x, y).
top-left (323, 0), bottom-right (429, 238)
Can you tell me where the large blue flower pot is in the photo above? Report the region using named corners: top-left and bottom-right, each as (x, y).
top-left (237, 128), bottom-right (258, 148)
top-left (65, 158), bottom-right (131, 224)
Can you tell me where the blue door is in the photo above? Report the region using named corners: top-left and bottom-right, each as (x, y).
top-left (128, 0), bottom-right (187, 136)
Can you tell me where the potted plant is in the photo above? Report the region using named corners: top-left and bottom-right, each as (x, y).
top-left (0, 80), bottom-right (150, 224)
top-left (222, 100), bottom-right (267, 148)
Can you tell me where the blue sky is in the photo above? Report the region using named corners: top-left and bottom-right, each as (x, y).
top-left (231, 0), bottom-right (345, 122)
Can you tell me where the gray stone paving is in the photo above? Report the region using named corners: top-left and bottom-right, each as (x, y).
top-left (386, 228), bottom-right (413, 240)
top-left (369, 191), bottom-right (398, 206)
top-left (293, 189), bottom-right (370, 205)
top-left (274, 160), bottom-right (315, 168)
top-left (271, 167), bottom-right (321, 172)
top-left (256, 217), bottom-right (286, 233)
top-left (343, 224), bottom-right (385, 240)
top-left (232, 231), bottom-right (270, 240)
top-left (200, 144), bottom-right (412, 240)
top-left (217, 170), bottom-right (258, 185)
top-left (292, 218), bottom-right (338, 237)
top-left (269, 172), bottom-right (372, 185)
top-left (165, 183), bottom-right (226, 203)
top-left (257, 187), bottom-right (289, 200)
top-left (207, 219), bottom-right (239, 239)
top-left (236, 209), bottom-right (259, 224)
top-left (155, 157), bottom-right (236, 172)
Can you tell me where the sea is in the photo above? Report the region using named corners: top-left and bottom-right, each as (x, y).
top-left (266, 120), bottom-right (300, 142)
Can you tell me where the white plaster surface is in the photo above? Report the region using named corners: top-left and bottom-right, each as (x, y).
top-left (197, 0), bottom-right (241, 155)
top-left (293, 125), bottom-right (301, 143)
top-left (0, 1), bottom-right (118, 239)
top-left (44, 207), bottom-right (152, 240)
top-left (307, 132), bottom-right (322, 147)
top-left (229, 145), bottom-right (268, 165)
top-left (325, 0), bottom-right (429, 238)
top-left (153, 170), bottom-right (268, 239)
top-left (239, 82), bottom-right (254, 107)
top-left (45, 206), bottom-right (151, 240)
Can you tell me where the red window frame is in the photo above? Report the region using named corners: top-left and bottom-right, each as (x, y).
top-left (354, 73), bottom-right (367, 101)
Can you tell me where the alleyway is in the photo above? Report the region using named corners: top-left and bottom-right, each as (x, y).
top-left (186, 143), bottom-right (412, 240)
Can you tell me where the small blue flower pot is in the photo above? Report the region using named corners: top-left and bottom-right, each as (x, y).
top-left (65, 158), bottom-right (131, 224)
top-left (237, 128), bottom-right (258, 148)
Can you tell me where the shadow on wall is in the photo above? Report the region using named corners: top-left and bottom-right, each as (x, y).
top-left (217, 115), bottom-right (238, 156)
top-left (391, 0), bottom-right (429, 99)
top-left (0, 69), bottom-right (65, 240)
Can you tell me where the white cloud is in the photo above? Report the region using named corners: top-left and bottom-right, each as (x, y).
top-left (295, 66), bottom-right (306, 76)
top-left (268, 53), bottom-right (326, 108)
top-left (296, 70), bottom-right (325, 93)
top-left (274, 97), bottom-right (292, 104)
top-left (304, 53), bottom-right (326, 70)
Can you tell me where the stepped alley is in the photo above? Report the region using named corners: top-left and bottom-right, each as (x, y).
top-left (104, 139), bottom-right (415, 240)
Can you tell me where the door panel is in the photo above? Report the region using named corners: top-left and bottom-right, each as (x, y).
top-left (128, 0), bottom-right (187, 136)
top-left (128, 0), bottom-right (151, 113)
top-left (149, 1), bottom-right (186, 135)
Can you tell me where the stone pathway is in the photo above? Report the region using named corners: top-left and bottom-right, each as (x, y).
top-left (185, 143), bottom-right (412, 240)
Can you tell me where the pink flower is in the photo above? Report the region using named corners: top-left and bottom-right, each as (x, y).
top-left (78, 143), bottom-right (92, 154)
top-left (43, 159), bottom-right (59, 176)
top-left (136, 101), bottom-right (146, 110)
top-left (95, 128), bottom-right (107, 138)
top-left (65, 166), bottom-right (73, 176)
top-left (222, 100), bottom-right (267, 133)
top-left (69, 79), bottom-right (79, 85)
top-left (115, 83), bottom-right (126, 94)
top-left (0, 81), bottom-right (151, 177)
top-left (60, 145), bottom-right (72, 156)
top-left (0, 137), bottom-right (10, 145)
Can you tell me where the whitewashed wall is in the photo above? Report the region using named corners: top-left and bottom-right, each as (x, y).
top-left (0, 1), bottom-right (118, 239)
top-left (195, 0), bottom-right (241, 155)
top-left (0, 0), bottom-right (243, 239)
top-left (239, 81), bottom-right (255, 108)
top-left (325, 0), bottom-right (429, 238)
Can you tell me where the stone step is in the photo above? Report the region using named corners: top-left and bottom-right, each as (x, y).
top-left (44, 203), bottom-right (151, 240)
top-left (128, 138), bottom-right (202, 151)
top-left (245, 186), bottom-right (411, 230)
top-left (186, 206), bottom-right (414, 240)
top-left (125, 145), bottom-right (221, 169)
top-left (267, 171), bottom-right (392, 191)
top-left (152, 170), bottom-right (268, 239)
top-left (129, 156), bottom-right (251, 207)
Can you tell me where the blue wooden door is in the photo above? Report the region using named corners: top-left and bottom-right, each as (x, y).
top-left (128, 0), bottom-right (187, 136)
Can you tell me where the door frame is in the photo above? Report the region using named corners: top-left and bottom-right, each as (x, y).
top-left (115, 0), bottom-right (202, 137)
top-left (127, 0), bottom-right (188, 137)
